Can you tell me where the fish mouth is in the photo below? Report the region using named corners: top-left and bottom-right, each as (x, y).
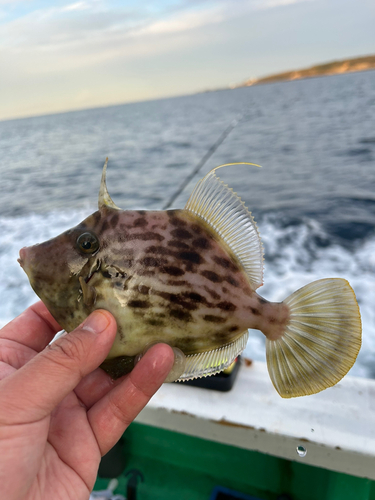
top-left (18, 247), bottom-right (28, 270)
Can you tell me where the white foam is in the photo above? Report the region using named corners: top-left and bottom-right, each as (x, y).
top-left (0, 210), bottom-right (88, 326)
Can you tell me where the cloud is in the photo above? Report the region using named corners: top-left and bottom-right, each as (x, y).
top-left (3, 0), bottom-right (371, 121)
top-left (0, 0), bottom-right (311, 51)
top-left (62, 1), bottom-right (91, 12)
top-left (0, 0), bottom-right (26, 4)
top-left (0, 0), bottom-right (228, 76)
top-left (132, 5), bottom-right (225, 36)
top-left (0, 3), bottom-right (124, 48)
top-left (0, 0), bottom-right (316, 86)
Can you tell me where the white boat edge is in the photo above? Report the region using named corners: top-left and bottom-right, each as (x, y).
top-left (136, 359), bottom-right (375, 480)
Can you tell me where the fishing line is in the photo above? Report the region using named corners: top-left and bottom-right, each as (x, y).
top-left (162, 114), bottom-right (243, 209)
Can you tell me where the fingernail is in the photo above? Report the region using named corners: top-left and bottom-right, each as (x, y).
top-left (81, 311), bottom-right (109, 334)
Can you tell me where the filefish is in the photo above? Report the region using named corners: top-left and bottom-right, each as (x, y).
top-left (18, 160), bottom-right (362, 397)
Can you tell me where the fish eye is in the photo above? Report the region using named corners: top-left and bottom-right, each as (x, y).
top-left (76, 232), bottom-right (99, 254)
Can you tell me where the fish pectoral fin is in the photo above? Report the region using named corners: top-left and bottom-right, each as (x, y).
top-left (79, 276), bottom-right (97, 307)
top-left (184, 164), bottom-right (264, 290)
top-left (266, 278), bottom-right (362, 398)
top-left (176, 330), bottom-right (249, 382)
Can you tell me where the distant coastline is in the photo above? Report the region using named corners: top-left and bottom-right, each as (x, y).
top-left (236, 54), bottom-right (375, 87)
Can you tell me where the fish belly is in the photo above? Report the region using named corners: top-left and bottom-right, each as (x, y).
top-left (94, 209), bottom-right (256, 359)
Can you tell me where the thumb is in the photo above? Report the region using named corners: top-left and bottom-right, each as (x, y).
top-left (0, 310), bottom-right (117, 425)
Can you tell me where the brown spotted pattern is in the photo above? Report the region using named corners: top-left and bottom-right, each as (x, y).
top-left (20, 206), bottom-right (290, 371)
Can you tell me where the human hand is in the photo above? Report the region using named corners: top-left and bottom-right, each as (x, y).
top-left (0, 302), bottom-right (174, 500)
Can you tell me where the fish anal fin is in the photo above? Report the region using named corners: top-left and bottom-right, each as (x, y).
top-left (266, 278), bottom-right (362, 398)
top-left (177, 330), bottom-right (249, 381)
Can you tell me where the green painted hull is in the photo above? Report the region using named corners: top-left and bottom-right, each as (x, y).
top-left (94, 423), bottom-right (375, 500)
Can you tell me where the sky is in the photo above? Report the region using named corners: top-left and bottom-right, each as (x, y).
top-left (0, 0), bottom-right (374, 121)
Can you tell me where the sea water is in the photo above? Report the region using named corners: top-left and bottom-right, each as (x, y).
top-left (0, 70), bottom-right (374, 378)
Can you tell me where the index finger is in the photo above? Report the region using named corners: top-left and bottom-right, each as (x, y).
top-left (0, 301), bottom-right (61, 352)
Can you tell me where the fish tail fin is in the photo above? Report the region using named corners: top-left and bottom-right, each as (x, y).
top-left (266, 278), bottom-right (362, 398)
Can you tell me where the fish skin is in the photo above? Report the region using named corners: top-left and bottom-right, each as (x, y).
top-left (18, 162), bottom-right (361, 396)
top-left (21, 205), bottom-right (288, 367)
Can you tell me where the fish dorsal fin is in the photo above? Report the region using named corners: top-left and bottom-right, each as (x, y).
top-left (98, 158), bottom-right (121, 210)
top-left (177, 330), bottom-right (249, 381)
top-left (184, 164), bottom-right (264, 290)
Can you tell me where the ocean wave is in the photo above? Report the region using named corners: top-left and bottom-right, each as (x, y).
top-left (0, 210), bottom-right (88, 325)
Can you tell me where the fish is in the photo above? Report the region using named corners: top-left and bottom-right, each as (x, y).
top-left (18, 160), bottom-right (362, 398)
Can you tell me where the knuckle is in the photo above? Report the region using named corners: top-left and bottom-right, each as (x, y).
top-left (47, 334), bottom-right (86, 370)
top-left (129, 375), bottom-right (152, 400)
top-left (107, 394), bottom-right (131, 425)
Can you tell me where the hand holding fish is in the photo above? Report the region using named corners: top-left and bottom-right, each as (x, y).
top-left (0, 302), bottom-right (174, 500)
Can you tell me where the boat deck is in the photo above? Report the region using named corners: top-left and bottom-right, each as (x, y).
top-left (94, 360), bottom-right (375, 499)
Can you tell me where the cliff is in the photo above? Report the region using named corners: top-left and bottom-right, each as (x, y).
top-left (240, 54), bottom-right (375, 87)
